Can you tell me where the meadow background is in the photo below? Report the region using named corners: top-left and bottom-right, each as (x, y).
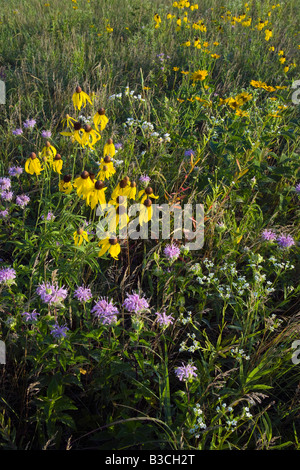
top-left (0, 0), bottom-right (299, 450)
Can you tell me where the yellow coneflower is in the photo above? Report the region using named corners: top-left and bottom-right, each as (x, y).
top-left (41, 141), bottom-right (57, 160)
top-left (52, 154), bottom-right (63, 174)
top-left (265, 29), bottom-right (272, 41)
top-left (73, 171), bottom-right (94, 199)
top-left (59, 174), bottom-right (73, 194)
top-left (98, 236), bottom-right (121, 260)
top-left (74, 227), bottom-right (89, 246)
top-left (110, 177), bottom-right (131, 200)
top-left (127, 181), bottom-right (137, 200)
top-left (103, 138), bottom-right (116, 158)
top-left (139, 198), bottom-right (153, 226)
top-left (61, 121), bottom-right (83, 145)
top-left (25, 152), bottom-right (43, 176)
top-left (72, 86), bottom-right (92, 111)
top-left (93, 108), bottom-right (109, 132)
top-left (96, 156), bottom-right (116, 181)
top-left (80, 124), bottom-right (101, 150)
top-left (61, 114), bottom-right (77, 128)
top-left (138, 186), bottom-right (159, 204)
top-left (154, 13), bottom-right (161, 28)
top-left (85, 180), bottom-right (107, 210)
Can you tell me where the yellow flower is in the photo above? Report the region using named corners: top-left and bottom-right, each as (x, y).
top-left (41, 141), bottom-right (57, 160)
top-left (25, 152), bottom-right (43, 176)
top-left (61, 114), bottom-right (77, 128)
top-left (265, 29), bottom-right (272, 41)
top-left (110, 177), bottom-right (131, 200)
top-left (138, 186), bottom-right (159, 204)
top-left (72, 86), bottom-right (92, 111)
top-left (211, 53), bottom-right (220, 59)
top-left (103, 138), bottom-right (116, 158)
top-left (52, 154), bottom-right (63, 174)
top-left (235, 108), bottom-right (249, 118)
top-left (85, 180), bottom-right (107, 210)
top-left (279, 56), bottom-right (286, 64)
top-left (181, 70), bottom-right (189, 75)
top-left (73, 171), bottom-right (94, 199)
top-left (182, 40), bottom-right (191, 47)
top-left (81, 125), bottom-right (101, 150)
top-left (98, 236), bottom-right (121, 260)
top-left (59, 175), bottom-right (73, 194)
top-left (154, 13), bottom-right (161, 28)
top-left (74, 228), bottom-right (89, 246)
top-left (190, 69), bottom-right (208, 81)
top-left (173, 67), bottom-right (180, 71)
top-left (127, 181), bottom-right (137, 200)
top-left (283, 66), bottom-right (289, 73)
top-left (96, 156), bottom-right (116, 181)
top-left (139, 199), bottom-right (153, 226)
top-left (93, 108), bottom-right (109, 132)
top-left (235, 92), bottom-right (252, 105)
top-left (60, 121), bottom-right (83, 145)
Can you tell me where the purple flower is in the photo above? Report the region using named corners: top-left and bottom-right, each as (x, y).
top-left (139, 174), bottom-right (151, 186)
top-left (261, 229), bottom-right (277, 242)
top-left (73, 285), bottom-right (93, 303)
top-left (175, 362), bottom-right (198, 382)
top-left (16, 194), bottom-right (30, 209)
top-left (0, 209), bottom-right (9, 219)
top-left (295, 183), bottom-right (300, 194)
top-left (91, 297), bottom-right (119, 325)
top-left (36, 282), bottom-right (68, 306)
top-left (12, 128), bottom-right (23, 136)
top-left (8, 166), bottom-right (23, 177)
top-left (155, 311), bottom-right (174, 328)
top-left (276, 234), bottom-right (295, 249)
top-left (114, 142), bottom-right (123, 150)
top-left (41, 130), bottom-right (52, 138)
top-left (164, 243), bottom-right (180, 261)
top-left (0, 267), bottom-right (16, 286)
top-left (22, 309), bottom-right (40, 322)
top-left (1, 191), bottom-right (13, 202)
top-left (123, 292), bottom-right (149, 313)
top-left (184, 149), bottom-right (195, 158)
top-left (41, 211), bottom-right (55, 221)
top-left (0, 177), bottom-right (11, 191)
top-left (50, 323), bottom-right (69, 339)
top-left (23, 119), bottom-right (36, 129)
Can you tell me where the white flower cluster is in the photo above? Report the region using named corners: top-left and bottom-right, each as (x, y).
top-left (216, 402), bottom-right (253, 431)
top-left (189, 404), bottom-right (207, 438)
top-left (109, 87), bottom-right (145, 102)
top-left (179, 332), bottom-right (201, 353)
top-left (230, 347), bottom-right (250, 361)
top-left (178, 310), bottom-right (193, 325)
top-left (268, 256), bottom-right (295, 271)
top-left (265, 313), bottom-right (283, 332)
